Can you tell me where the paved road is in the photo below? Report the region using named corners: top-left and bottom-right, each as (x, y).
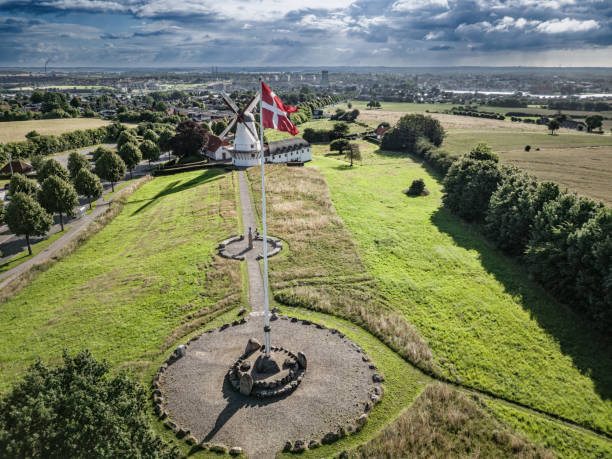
top-left (0, 145), bottom-right (167, 287)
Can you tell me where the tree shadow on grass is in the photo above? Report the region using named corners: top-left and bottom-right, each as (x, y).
top-left (430, 206), bottom-right (612, 402)
top-left (129, 170), bottom-right (225, 216)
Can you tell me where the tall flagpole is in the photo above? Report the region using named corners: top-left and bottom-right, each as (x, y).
top-left (259, 77), bottom-right (271, 358)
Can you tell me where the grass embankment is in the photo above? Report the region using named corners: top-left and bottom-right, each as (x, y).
top-left (352, 384), bottom-right (552, 458)
top-left (0, 228), bottom-right (69, 275)
top-left (313, 152), bottom-right (612, 439)
top-left (245, 165), bottom-right (553, 457)
top-left (0, 118), bottom-right (111, 143)
top-left (0, 169), bottom-right (242, 390)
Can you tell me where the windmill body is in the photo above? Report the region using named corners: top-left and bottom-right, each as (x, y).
top-left (231, 112), bottom-right (262, 167)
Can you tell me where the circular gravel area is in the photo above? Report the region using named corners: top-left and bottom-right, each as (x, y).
top-left (160, 316), bottom-right (381, 458)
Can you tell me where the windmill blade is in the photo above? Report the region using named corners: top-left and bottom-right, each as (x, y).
top-left (221, 92), bottom-right (239, 113)
top-left (219, 117), bottom-right (237, 139)
top-left (241, 92), bottom-right (260, 116)
top-left (243, 120), bottom-right (258, 140)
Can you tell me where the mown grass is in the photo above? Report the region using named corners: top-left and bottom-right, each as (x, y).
top-left (0, 169), bottom-right (242, 390)
top-left (352, 383), bottom-right (553, 458)
top-left (313, 152), bottom-right (612, 436)
top-left (0, 227), bottom-right (69, 275)
top-left (246, 164), bottom-right (437, 373)
top-left (0, 118), bottom-right (111, 143)
top-left (487, 399), bottom-right (612, 458)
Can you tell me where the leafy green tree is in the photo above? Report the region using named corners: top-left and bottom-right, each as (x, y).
top-left (332, 122), bottom-right (350, 139)
top-left (585, 115), bottom-right (603, 133)
top-left (0, 350), bottom-right (179, 459)
top-left (442, 157), bottom-right (503, 222)
top-left (345, 143), bottom-right (361, 167)
top-left (38, 176), bottom-right (79, 231)
top-left (330, 138), bottom-right (350, 154)
top-left (25, 130), bottom-right (40, 140)
top-left (381, 114), bottom-right (445, 151)
top-left (70, 96), bottom-right (81, 108)
top-left (0, 203), bottom-right (5, 225)
top-left (526, 193), bottom-right (602, 312)
top-left (37, 158), bottom-right (70, 183)
top-left (67, 152), bottom-right (90, 180)
top-left (74, 168), bottom-right (103, 209)
top-left (118, 142), bottom-right (142, 178)
top-left (30, 90), bottom-right (44, 104)
top-left (168, 120), bottom-right (208, 158)
top-left (548, 119), bottom-right (560, 135)
top-left (5, 192), bottom-right (52, 255)
top-left (140, 139), bottom-right (160, 166)
top-left (92, 146), bottom-right (111, 162)
top-left (95, 150), bottom-right (126, 192)
top-left (157, 128), bottom-right (174, 153)
top-left (8, 173), bottom-right (38, 197)
top-left (116, 130), bottom-right (138, 149)
top-left (467, 142), bottom-right (499, 162)
top-left (211, 120), bottom-right (227, 136)
top-left (143, 129), bottom-right (159, 143)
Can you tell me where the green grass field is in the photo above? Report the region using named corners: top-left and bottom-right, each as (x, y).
top-left (0, 118), bottom-right (111, 143)
top-left (0, 169), bottom-right (242, 390)
top-left (312, 152), bottom-right (612, 436)
top-left (0, 228), bottom-right (69, 275)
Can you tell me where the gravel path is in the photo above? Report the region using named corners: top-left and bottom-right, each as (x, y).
top-left (237, 170), bottom-right (266, 313)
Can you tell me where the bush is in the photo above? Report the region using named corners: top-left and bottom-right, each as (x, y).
top-left (442, 157), bottom-right (503, 222)
top-left (525, 145), bottom-right (531, 152)
top-left (381, 114), bottom-right (445, 152)
top-left (0, 350), bottom-right (178, 458)
top-left (405, 178), bottom-right (426, 196)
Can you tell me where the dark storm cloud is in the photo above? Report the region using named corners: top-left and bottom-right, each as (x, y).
top-left (0, 0), bottom-right (610, 66)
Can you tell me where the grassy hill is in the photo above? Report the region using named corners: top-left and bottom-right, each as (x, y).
top-left (0, 169), bottom-right (242, 390)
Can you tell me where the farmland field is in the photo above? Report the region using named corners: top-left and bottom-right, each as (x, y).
top-left (0, 118), bottom-right (111, 143)
top-left (312, 151), bottom-right (612, 436)
top-left (0, 169), bottom-right (242, 390)
top-left (330, 100), bottom-right (612, 204)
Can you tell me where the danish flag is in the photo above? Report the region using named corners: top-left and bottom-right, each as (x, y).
top-left (261, 81), bottom-right (299, 136)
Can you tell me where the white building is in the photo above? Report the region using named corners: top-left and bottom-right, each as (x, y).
top-left (265, 138), bottom-right (311, 164)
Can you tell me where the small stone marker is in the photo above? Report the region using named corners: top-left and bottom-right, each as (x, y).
top-left (177, 345), bottom-right (186, 357)
top-left (240, 373), bottom-right (253, 396)
top-left (245, 338), bottom-right (261, 355)
top-left (297, 351), bottom-right (307, 369)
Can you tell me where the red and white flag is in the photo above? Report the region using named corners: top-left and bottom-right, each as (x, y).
top-left (261, 81), bottom-right (299, 136)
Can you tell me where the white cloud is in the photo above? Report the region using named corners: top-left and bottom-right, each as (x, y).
top-left (392, 0), bottom-right (449, 12)
top-left (536, 17), bottom-right (600, 33)
top-left (424, 31), bottom-right (442, 40)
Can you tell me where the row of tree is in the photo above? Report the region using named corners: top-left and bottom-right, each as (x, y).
top-left (0, 123), bottom-right (124, 164)
top-left (442, 143), bottom-right (611, 328)
top-left (302, 122), bottom-right (351, 143)
top-left (379, 113), bottom-right (610, 327)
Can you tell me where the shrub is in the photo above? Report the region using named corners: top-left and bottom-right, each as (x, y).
top-left (442, 157), bottom-right (503, 222)
top-left (330, 138), bottom-right (350, 154)
top-left (405, 178), bottom-right (426, 196)
top-left (0, 350), bottom-right (179, 458)
top-left (525, 145), bottom-right (531, 152)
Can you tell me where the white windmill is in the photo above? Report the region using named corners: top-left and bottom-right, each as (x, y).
top-left (218, 92), bottom-right (262, 167)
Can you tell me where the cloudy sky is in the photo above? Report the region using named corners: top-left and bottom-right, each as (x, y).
top-left (0, 0), bottom-right (610, 67)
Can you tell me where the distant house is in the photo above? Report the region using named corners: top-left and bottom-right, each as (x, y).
top-left (264, 138), bottom-right (311, 164)
top-left (205, 135), bottom-right (231, 161)
top-left (0, 160), bottom-right (34, 175)
top-left (375, 126), bottom-right (391, 139)
top-left (312, 109), bottom-right (324, 119)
